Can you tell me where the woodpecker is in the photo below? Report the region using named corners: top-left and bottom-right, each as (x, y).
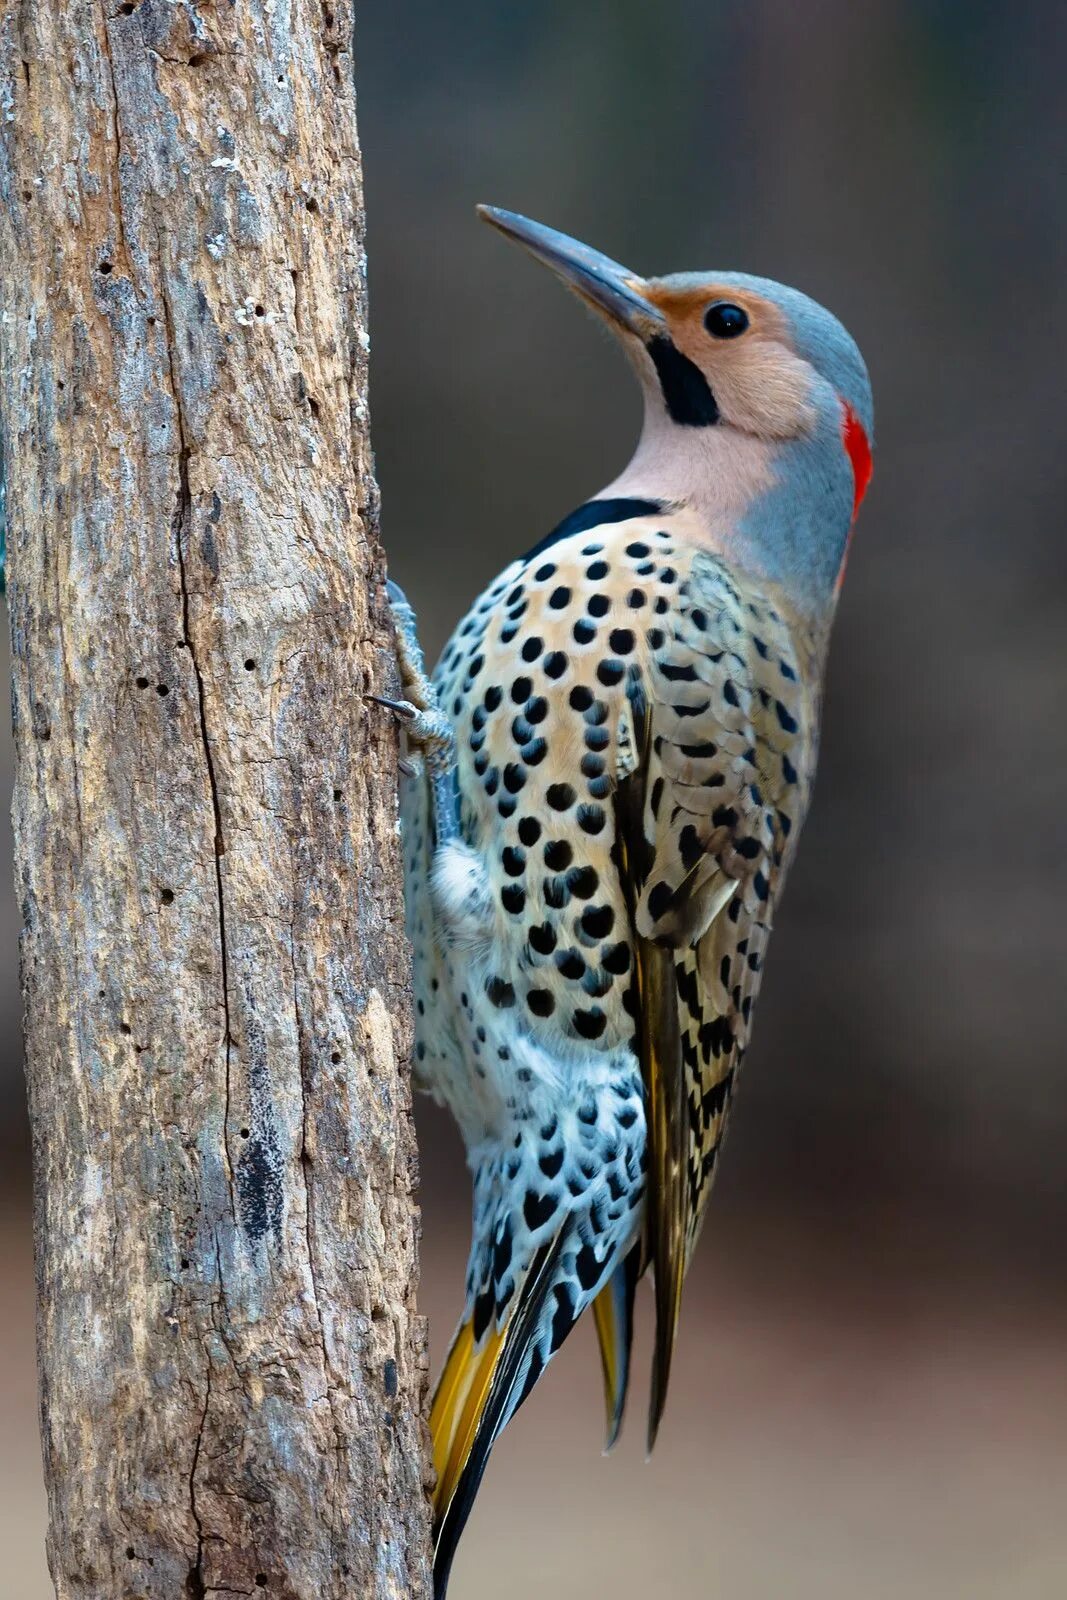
top-left (383, 206), bottom-right (873, 1596)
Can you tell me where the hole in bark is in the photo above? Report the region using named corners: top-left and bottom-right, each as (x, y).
top-left (330, 1051), bottom-right (341, 1064)
top-left (160, 888), bottom-right (174, 905)
top-left (186, 1565), bottom-right (206, 1599)
top-left (239, 1127), bottom-right (249, 1138)
top-left (254, 304), bottom-right (265, 318)
top-left (332, 787), bottom-right (342, 802)
top-left (98, 260), bottom-right (113, 275)
top-left (180, 1257), bottom-right (190, 1269)
top-left (255, 1578), bottom-right (268, 1589)
top-left (120, 1023), bottom-right (132, 1036)
top-left (244, 658), bottom-right (256, 670)
top-left (156, 683), bottom-right (169, 696)
top-left (188, 52), bottom-right (208, 66)
top-left (126, 1546), bottom-right (136, 1559)
top-left (147, 316), bottom-right (156, 327)
top-left (22, 188), bottom-right (31, 202)
top-left (308, 396), bottom-right (321, 419)
top-left (119, 2), bottom-right (136, 12)
top-left (135, 675), bottom-right (149, 688)
top-left (39, 727), bottom-right (51, 740)
top-left (304, 197), bottom-right (319, 213)
top-left (323, 8), bottom-right (335, 26)
top-left (57, 380), bottom-right (65, 390)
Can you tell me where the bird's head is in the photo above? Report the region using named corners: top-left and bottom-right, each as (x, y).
top-left (478, 205), bottom-right (873, 616)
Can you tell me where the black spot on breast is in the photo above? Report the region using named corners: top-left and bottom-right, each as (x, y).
top-left (609, 628), bottom-right (635, 655)
top-left (544, 875), bottom-right (569, 910)
top-left (522, 636), bottom-right (543, 663)
top-left (577, 804), bottom-right (606, 835)
top-left (486, 975), bottom-right (516, 1008)
top-left (539, 1147), bottom-right (564, 1177)
top-left (549, 586), bottom-right (571, 608)
top-left (511, 676), bottom-right (533, 703)
top-left (547, 783), bottom-right (576, 810)
top-left (503, 763), bottom-right (526, 794)
top-left (501, 883), bottom-right (526, 914)
top-left (573, 1007), bottom-right (607, 1039)
top-left (581, 904), bottom-right (614, 939)
top-left (588, 594), bottom-right (610, 618)
top-left (587, 560), bottom-right (609, 581)
top-left (569, 685), bottom-right (593, 711)
top-left (502, 846), bottom-right (525, 876)
top-left (524, 1189), bottom-right (557, 1230)
top-left (556, 949), bottom-right (586, 980)
top-left (493, 1220), bottom-right (513, 1280)
top-left (597, 659), bottom-right (625, 687)
top-left (544, 839), bottom-right (573, 870)
top-left (567, 865), bottom-right (599, 899)
top-left (550, 1284), bottom-right (574, 1350)
top-left (528, 922), bottom-right (558, 955)
top-left (573, 619), bottom-right (596, 645)
top-left (543, 650), bottom-right (568, 679)
top-left (575, 1243), bottom-right (601, 1291)
top-left (518, 816), bottom-right (542, 845)
top-left (528, 988), bottom-right (555, 1017)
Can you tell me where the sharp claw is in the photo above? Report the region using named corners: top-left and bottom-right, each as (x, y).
top-left (366, 693), bottom-right (418, 723)
top-left (398, 758), bottom-right (418, 778)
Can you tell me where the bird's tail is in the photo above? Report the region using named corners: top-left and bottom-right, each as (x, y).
top-left (591, 1246), bottom-right (639, 1450)
top-left (431, 1229), bottom-right (574, 1599)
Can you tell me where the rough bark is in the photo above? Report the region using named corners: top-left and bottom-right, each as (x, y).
top-left (0, 4), bottom-right (433, 1597)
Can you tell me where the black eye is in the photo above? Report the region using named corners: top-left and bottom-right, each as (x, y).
top-left (703, 301), bottom-right (749, 339)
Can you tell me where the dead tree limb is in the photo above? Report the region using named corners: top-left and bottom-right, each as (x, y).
top-left (0, 3), bottom-right (433, 1595)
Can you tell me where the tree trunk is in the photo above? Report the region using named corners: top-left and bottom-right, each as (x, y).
top-left (0, 4), bottom-right (433, 1597)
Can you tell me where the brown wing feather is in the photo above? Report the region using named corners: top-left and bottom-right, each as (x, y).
top-left (618, 552), bottom-right (816, 1442)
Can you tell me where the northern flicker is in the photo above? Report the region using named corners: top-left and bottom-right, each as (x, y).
top-left (381, 206), bottom-right (873, 1596)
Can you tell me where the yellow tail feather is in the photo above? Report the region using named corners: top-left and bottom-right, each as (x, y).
top-left (430, 1317), bottom-right (506, 1519)
top-left (592, 1284), bottom-right (620, 1430)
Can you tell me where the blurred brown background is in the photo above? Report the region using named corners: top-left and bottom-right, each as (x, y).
top-left (4, 1), bottom-right (1067, 1594)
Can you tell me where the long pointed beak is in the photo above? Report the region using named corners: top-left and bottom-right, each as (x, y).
top-left (477, 205), bottom-right (664, 340)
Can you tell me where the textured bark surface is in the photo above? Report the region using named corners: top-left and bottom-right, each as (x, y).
top-left (0, 3), bottom-right (433, 1596)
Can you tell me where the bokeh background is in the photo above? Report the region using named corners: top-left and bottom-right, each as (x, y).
top-left (4, 1), bottom-right (1067, 1595)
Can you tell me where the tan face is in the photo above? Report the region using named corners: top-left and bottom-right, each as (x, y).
top-left (637, 280), bottom-right (818, 441)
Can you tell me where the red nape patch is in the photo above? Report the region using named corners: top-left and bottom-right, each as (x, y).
top-left (841, 401), bottom-right (873, 519)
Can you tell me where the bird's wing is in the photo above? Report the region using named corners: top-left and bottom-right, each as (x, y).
top-left (614, 550), bottom-right (815, 1448)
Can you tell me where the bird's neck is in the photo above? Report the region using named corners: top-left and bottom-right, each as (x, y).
top-left (601, 397), bottom-right (853, 627)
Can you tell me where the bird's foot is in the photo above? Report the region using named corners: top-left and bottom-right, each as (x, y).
top-left (367, 693), bottom-right (454, 765)
top-left (375, 578), bottom-right (459, 843)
